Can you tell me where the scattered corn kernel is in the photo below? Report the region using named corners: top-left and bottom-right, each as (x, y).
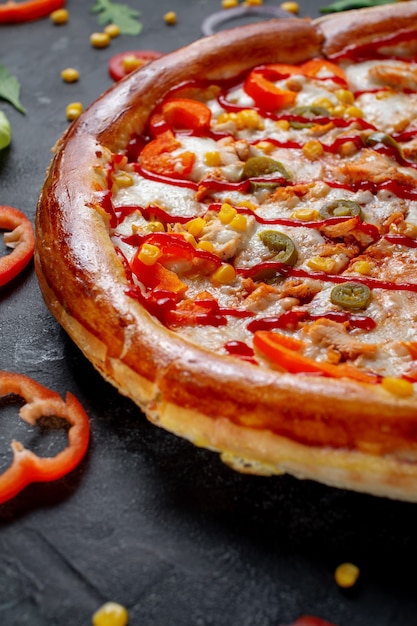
top-left (238, 200), bottom-right (257, 211)
top-left (212, 263), bottom-right (236, 284)
top-left (236, 109), bottom-right (263, 130)
top-left (344, 105), bottom-right (363, 119)
top-left (147, 221), bottom-right (165, 233)
top-left (138, 243), bottom-right (162, 266)
top-left (90, 32), bottom-right (111, 48)
top-left (256, 141), bottom-right (275, 154)
top-left (382, 377), bottom-right (414, 397)
top-left (112, 172), bottom-right (134, 188)
top-left (205, 151), bottom-right (222, 167)
top-left (338, 141), bottom-right (359, 157)
top-left (65, 102), bottom-right (83, 121)
top-left (104, 23), bottom-right (121, 38)
top-left (186, 217), bottom-right (206, 238)
top-left (275, 119), bottom-right (291, 131)
top-left (218, 203), bottom-right (237, 225)
top-left (164, 11), bottom-right (177, 25)
top-left (335, 89), bottom-right (355, 105)
top-left (197, 240), bottom-right (215, 253)
top-left (92, 602), bottom-right (129, 626)
top-left (351, 260), bottom-right (372, 275)
top-left (120, 54), bottom-right (143, 74)
top-left (280, 1), bottom-right (299, 13)
top-left (291, 208), bottom-right (319, 221)
top-left (222, 0), bottom-right (239, 7)
top-left (332, 104), bottom-right (347, 118)
top-left (312, 97), bottom-right (334, 111)
top-left (307, 256), bottom-right (336, 272)
top-left (229, 214), bottom-right (247, 231)
top-left (61, 67), bottom-right (79, 83)
top-left (244, 0), bottom-right (263, 5)
top-left (50, 8), bottom-right (68, 24)
top-left (302, 140), bottom-right (324, 160)
top-left (334, 563), bottom-right (360, 589)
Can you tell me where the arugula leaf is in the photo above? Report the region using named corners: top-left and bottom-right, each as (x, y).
top-left (91, 0), bottom-right (142, 35)
top-left (0, 64), bottom-right (25, 114)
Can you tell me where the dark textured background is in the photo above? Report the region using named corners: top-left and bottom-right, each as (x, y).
top-left (1, 1), bottom-right (417, 624)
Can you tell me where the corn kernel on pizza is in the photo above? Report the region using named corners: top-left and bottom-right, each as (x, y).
top-left (36, 2), bottom-right (417, 501)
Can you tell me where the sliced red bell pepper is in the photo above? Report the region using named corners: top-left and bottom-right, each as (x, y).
top-left (253, 330), bottom-right (377, 384)
top-left (244, 70), bottom-right (297, 111)
top-left (131, 257), bottom-right (188, 297)
top-left (139, 129), bottom-right (195, 178)
top-left (0, 205), bottom-right (35, 287)
top-left (0, 0), bottom-right (65, 23)
top-left (108, 50), bottom-right (163, 82)
top-left (301, 59), bottom-right (348, 86)
top-left (0, 371), bottom-right (90, 504)
top-left (149, 98), bottom-right (212, 136)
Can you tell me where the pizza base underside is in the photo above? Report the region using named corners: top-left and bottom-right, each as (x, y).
top-left (35, 2), bottom-right (417, 501)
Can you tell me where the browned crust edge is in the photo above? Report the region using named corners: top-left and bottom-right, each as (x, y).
top-left (35, 4), bottom-right (417, 501)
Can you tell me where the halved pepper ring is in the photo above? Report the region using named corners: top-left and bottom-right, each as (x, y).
top-left (0, 205), bottom-right (35, 287)
top-left (0, 0), bottom-right (65, 23)
top-left (0, 371), bottom-right (90, 504)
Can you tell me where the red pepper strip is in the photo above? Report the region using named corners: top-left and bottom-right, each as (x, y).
top-left (0, 0), bottom-right (65, 23)
top-left (253, 330), bottom-right (377, 384)
top-left (301, 59), bottom-right (348, 86)
top-left (139, 130), bottom-right (195, 178)
top-left (149, 98), bottom-right (212, 136)
top-left (0, 371), bottom-right (90, 504)
top-left (131, 257), bottom-right (188, 298)
top-left (244, 70), bottom-right (297, 111)
top-left (0, 205), bottom-right (35, 287)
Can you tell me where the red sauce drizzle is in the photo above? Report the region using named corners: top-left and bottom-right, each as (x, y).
top-left (247, 309), bottom-right (376, 333)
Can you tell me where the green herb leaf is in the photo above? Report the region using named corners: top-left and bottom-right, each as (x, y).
top-left (320, 0), bottom-right (394, 13)
top-left (0, 64), bottom-right (25, 114)
top-left (0, 110), bottom-right (12, 150)
top-left (91, 0), bottom-right (142, 35)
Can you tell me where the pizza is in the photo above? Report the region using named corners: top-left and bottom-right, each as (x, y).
top-left (35, 1), bottom-right (417, 502)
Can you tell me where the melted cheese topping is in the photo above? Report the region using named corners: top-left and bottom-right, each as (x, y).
top-left (107, 51), bottom-right (417, 384)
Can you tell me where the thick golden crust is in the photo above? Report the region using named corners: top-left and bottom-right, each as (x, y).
top-left (35, 7), bottom-right (417, 501)
top-left (317, 0), bottom-right (417, 57)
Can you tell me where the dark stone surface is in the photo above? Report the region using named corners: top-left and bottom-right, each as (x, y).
top-left (1, 1), bottom-right (417, 624)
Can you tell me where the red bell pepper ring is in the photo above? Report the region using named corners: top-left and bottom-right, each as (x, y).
top-left (0, 205), bottom-right (35, 287)
top-left (0, 371), bottom-right (90, 504)
top-left (0, 0), bottom-right (66, 23)
top-left (108, 50), bottom-right (163, 82)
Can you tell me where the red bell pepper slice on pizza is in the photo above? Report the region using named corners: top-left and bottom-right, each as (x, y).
top-left (0, 0), bottom-right (65, 23)
top-left (0, 205), bottom-right (35, 287)
top-left (253, 330), bottom-right (377, 383)
top-left (149, 98), bottom-right (212, 136)
top-left (244, 69), bottom-right (298, 111)
top-left (139, 129), bottom-right (196, 178)
top-left (244, 60), bottom-right (348, 111)
top-left (0, 371), bottom-right (90, 504)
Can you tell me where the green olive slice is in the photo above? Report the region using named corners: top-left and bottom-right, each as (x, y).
top-left (259, 230), bottom-right (298, 266)
top-left (242, 156), bottom-right (290, 180)
top-left (292, 105), bottom-right (332, 118)
top-left (320, 199), bottom-right (362, 220)
top-left (330, 282), bottom-right (371, 310)
top-left (365, 131), bottom-right (402, 156)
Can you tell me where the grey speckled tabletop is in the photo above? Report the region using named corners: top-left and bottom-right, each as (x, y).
top-left (1, 1), bottom-right (417, 624)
